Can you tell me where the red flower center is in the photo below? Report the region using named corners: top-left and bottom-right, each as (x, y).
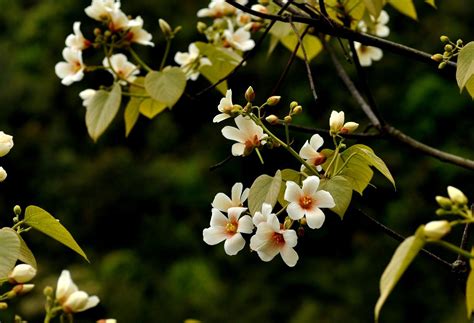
top-left (271, 232), bottom-right (285, 246)
top-left (299, 195), bottom-right (313, 209)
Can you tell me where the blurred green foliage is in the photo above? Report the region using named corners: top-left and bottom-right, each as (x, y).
top-left (0, 0), bottom-right (472, 322)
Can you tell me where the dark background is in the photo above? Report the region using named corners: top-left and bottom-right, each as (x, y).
top-left (0, 0), bottom-right (472, 322)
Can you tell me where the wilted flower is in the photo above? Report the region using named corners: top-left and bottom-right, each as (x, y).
top-left (223, 27), bottom-right (255, 52)
top-left (174, 43), bottom-right (211, 81)
top-left (8, 264), bottom-right (36, 284)
top-left (55, 48), bottom-right (85, 86)
top-left (424, 220), bottom-right (451, 240)
top-left (354, 42), bottom-right (383, 66)
top-left (126, 16), bottom-right (154, 46)
top-left (79, 89), bottom-right (97, 107)
top-left (221, 115), bottom-right (268, 156)
top-left (250, 213), bottom-right (299, 267)
top-left (0, 131), bottom-right (14, 157)
top-left (65, 22), bottom-right (91, 51)
top-left (103, 53), bottom-right (139, 85)
top-left (203, 207), bottom-right (253, 255)
top-left (299, 134), bottom-right (326, 171)
top-left (56, 270), bottom-right (100, 313)
top-left (284, 176), bottom-right (335, 229)
top-left (213, 89), bottom-right (234, 123)
top-left (212, 182), bottom-right (249, 212)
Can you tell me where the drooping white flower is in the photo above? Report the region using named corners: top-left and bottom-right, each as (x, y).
top-left (299, 134), bottom-right (326, 171)
top-left (213, 89), bottom-right (234, 123)
top-left (329, 110), bottom-right (359, 134)
top-left (221, 115), bottom-right (268, 156)
top-left (65, 22), bottom-right (91, 51)
top-left (0, 131), bottom-right (14, 157)
top-left (126, 16), bottom-right (154, 47)
top-left (56, 270), bottom-right (99, 313)
top-left (8, 264), bottom-right (37, 284)
top-left (0, 167), bottom-right (7, 182)
top-left (203, 207), bottom-right (253, 255)
top-left (354, 42), bottom-right (383, 66)
top-left (79, 89), bottom-right (97, 107)
top-left (224, 27), bottom-right (255, 52)
top-left (253, 202), bottom-right (274, 226)
top-left (85, 0), bottom-right (121, 22)
top-left (284, 176), bottom-right (335, 229)
top-left (55, 48), bottom-right (85, 86)
top-left (197, 0), bottom-right (248, 18)
top-left (250, 213), bottom-right (298, 267)
top-left (102, 53), bottom-right (139, 85)
top-left (211, 182), bottom-right (249, 212)
top-left (174, 43), bottom-right (211, 81)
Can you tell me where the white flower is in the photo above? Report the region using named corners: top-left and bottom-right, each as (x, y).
top-left (329, 110), bottom-right (359, 134)
top-left (203, 207), bottom-right (253, 255)
top-left (103, 53), bottom-right (139, 85)
top-left (354, 42), bottom-right (383, 66)
top-left (56, 270), bottom-right (99, 313)
top-left (65, 22), bottom-right (91, 51)
top-left (358, 10), bottom-right (389, 38)
top-left (85, 0), bottom-right (121, 22)
top-left (109, 9), bottom-right (131, 32)
top-left (253, 202), bottom-right (274, 226)
top-left (126, 16), bottom-right (154, 47)
top-left (0, 131), bottom-right (14, 157)
top-left (250, 213), bottom-right (298, 267)
top-left (424, 220), bottom-right (451, 240)
top-left (0, 167), bottom-right (7, 182)
top-left (79, 89), bottom-right (97, 107)
top-left (224, 27), bottom-right (255, 52)
top-left (211, 182), bottom-right (249, 212)
top-left (221, 115), bottom-right (268, 156)
top-left (284, 176), bottom-right (335, 229)
top-left (299, 134), bottom-right (326, 171)
top-left (8, 264), bottom-right (37, 284)
top-left (55, 48), bottom-right (85, 86)
top-left (174, 43), bottom-right (211, 81)
top-left (213, 89), bottom-right (234, 123)
top-left (447, 186), bottom-right (468, 205)
top-left (197, 0), bottom-right (248, 18)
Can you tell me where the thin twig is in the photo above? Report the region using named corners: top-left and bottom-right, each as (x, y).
top-left (209, 155), bottom-right (233, 171)
top-left (271, 36), bottom-right (300, 95)
top-left (274, 122), bottom-right (379, 139)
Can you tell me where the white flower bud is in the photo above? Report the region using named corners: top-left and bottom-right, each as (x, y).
top-left (329, 111), bottom-right (345, 134)
top-left (447, 186), bottom-right (468, 205)
top-left (0, 131), bottom-right (13, 157)
top-left (435, 196), bottom-right (452, 209)
top-left (8, 264), bottom-right (37, 284)
top-left (265, 115), bottom-right (279, 124)
top-left (13, 284), bottom-right (35, 295)
top-left (266, 96), bottom-right (281, 106)
top-left (97, 320), bottom-right (117, 323)
top-left (341, 122), bottom-right (359, 134)
top-left (0, 167), bottom-right (7, 182)
top-left (159, 19), bottom-right (172, 38)
top-left (424, 220), bottom-right (451, 240)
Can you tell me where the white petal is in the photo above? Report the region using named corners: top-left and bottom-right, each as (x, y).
top-left (227, 206), bottom-right (247, 221)
top-left (211, 193), bottom-right (232, 212)
top-left (203, 227), bottom-right (227, 245)
top-left (253, 212), bottom-right (266, 226)
top-left (286, 202), bottom-right (305, 220)
top-left (213, 113), bottom-right (231, 123)
top-left (238, 215), bottom-right (254, 233)
top-left (231, 182), bottom-right (243, 203)
top-left (234, 115), bottom-right (255, 135)
top-left (241, 188), bottom-right (250, 203)
top-left (256, 245), bottom-right (279, 261)
top-left (309, 134), bottom-right (324, 150)
top-left (210, 208), bottom-right (228, 227)
top-left (314, 190), bottom-right (335, 208)
top-left (282, 230), bottom-right (298, 248)
top-left (224, 234), bottom-right (245, 255)
top-left (231, 143), bottom-right (245, 156)
top-left (280, 245), bottom-right (298, 267)
top-left (267, 213), bottom-right (280, 232)
top-left (56, 270), bottom-right (78, 302)
top-left (221, 126), bottom-right (245, 143)
top-left (261, 203), bottom-right (272, 216)
top-left (305, 207), bottom-right (325, 229)
top-left (55, 62), bottom-right (74, 79)
top-left (302, 176), bottom-right (320, 196)
top-left (284, 181), bottom-right (301, 203)
top-left (299, 141), bottom-right (317, 159)
top-left (174, 52), bottom-right (190, 66)
top-left (80, 296), bottom-right (100, 312)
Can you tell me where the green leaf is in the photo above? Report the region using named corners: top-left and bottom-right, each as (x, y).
top-left (140, 98), bottom-right (167, 119)
top-left (195, 42), bottom-right (241, 95)
top-left (319, 175), bottom-right (353, 219)
top-left (456, 41), bottom-right (474, 100)
top-left (145, 67), bottom-right (186, 108)
top-left (24, 206), bottom-right (89, 262)
top-left (124, 98), bottom-right (141, 137)
top-left (85, 83), bottom-right (122, 142)
top-left (248, 170), bottom-right (282, 216)
top-left (375, 227), bottom-right (425, 322)
top-left (388, 0), bottom-right (417, 20)
top-left (363, 0), bottom-right (384, 18)
top-left (425, 0), bottom-right (436, 8)
top-left (466, 248), bottom-right (474, 318)
top-left (277, 168), bottom-right (303, 207)
top-left (280, 33), bottom-right (323, 62)
top-left (17, 233), bottom-right (37, 269)
top-left (338, 152), bottom-right (374, 195)
top-left (0, 228), bottom-right (21, 279)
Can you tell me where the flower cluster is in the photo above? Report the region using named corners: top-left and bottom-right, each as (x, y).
top-left (355, 10), bottom-right (390, 66)
top-left (0, 131), bottom-right (14, 182)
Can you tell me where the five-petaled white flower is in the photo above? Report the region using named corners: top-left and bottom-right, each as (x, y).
top-left (66, 22), bottom-right (91, 51)
top-left (56, 270), bottom-right (100, 313)
top-left (79, 89), bottom-right (97, 107)
top-left (174, 43), bottom-right (211, 81)
top-left (126, 16), bottom-right (154, 47)
top-left (221, 115), bottom-right (268, 156)
top-left (212, 182), bottom-right (249, 212)
top-left (213, 89), bottom-right (234, 123)
top-left (354, 42), bottom-right (383, 67)
top-left (55, 48), bottom-right (86, 86)
top-left (203, 207), bottom-right (253, 255)
top-left (284, 176), bottom-right (335, 229)
top-left (359, 10), bottom-right (390, 38)
top-left (224, 27), bottom-right (255, 52)
top-left (250, 213), bottom-right (299, 267)
top-left (253, 202), bottom-right (274, 226)
top-left (299, 134), bottom-right (326, 171)
top-left (103, 53), bottom-right (139, 85)
top-left (329, 110), bottom-right (359, 134)
top-left (85, 0), bottom-right (121, 22)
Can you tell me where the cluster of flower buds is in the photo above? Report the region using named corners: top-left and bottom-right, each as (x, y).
top-left (0, 264), bottom-right (37, 306)
top-left (355, 10), bottom-right (391, 66)
top-left (436, 186), bottom-right (469, 214)
top-left (0, 131), bottom-right (14, 182)
top-left (431, 35), bottom-right (464, 69)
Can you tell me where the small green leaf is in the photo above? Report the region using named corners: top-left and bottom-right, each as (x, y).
top-left (124, 98), bottom-right (141, 137)
top-left (375, 227), bottom-right (425, 322)
top-left (277, 169), bottom-right (303, 207)
top-left (280, 33), bottom-right (323, 62)
top-left (140, 98), bottom-right (167, 119)
top-left (363, 0), bottom-right (384, 18)
top-left (17, 233), bottom-right (37, 269)
top-left (425, 0), bottom-right (436, 8)
top-left (466, 248), bottom-right (474, 318)
top-left (248, 170), bottom-right (282, 215)
top-left (85, 83), bottom-right (122, 142)
top-left (456, 42), bottom-right (474, 100)
top-left (0, 228), bottom-right (21, 279)
top-left (24, 206), bottom-right (89, 262)
top-left (319, 175), bottom-right (353, 219)
top-left (145, 67), bottom-right (186, 107)
top-left (388, 0), bottom-right (417, 20)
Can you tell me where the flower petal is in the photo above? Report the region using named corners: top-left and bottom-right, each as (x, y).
top-left (210, 208), bottom-right (228, 227)
top-left (309, 134), bottom-right (324, 150)
top-left (238, 215), bottom-right (254, 234)
top-left (299, 141), bottom-right (316, 160)
top-left (222, 126), bottom-right (245, 143)
top-left (284, 181), bottom-right (301, 203)
top-left (282, 229), bottom-right (298, 248)
top-left (203, 227), bottom-right (227, 245)
top-left (213, 113), bottom-right (231, 123)
top-left (314, 190), bottom-right (336, 208)
top-left (286, 202), bottom-right (305, 220)
top-left (211, 193), bottom-right (232, 212)
top-left (231, 182), bottom-right (243, 203)
top-left (231, 143), bottom-right (245, 156)
top-left (280, 245), bottom-right (298, 267)
top-left (302, 176), bottom-right (320, 196)
top-left (305, 207), bottom-right (325, 229)
top-left (224, 233), bottom-right (245, 255)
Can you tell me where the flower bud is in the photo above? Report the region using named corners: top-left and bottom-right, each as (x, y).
top-left (456, 39), bottom-right (463, 46)
top-left (13, 205), bottom-right (21, 216)
top-left (440, 35), bottom-right (449, 42)
top-left (13, 284), bottom-right (34, 295)
top-left (292, 105), bottom-right (302, 115)
top-left (93, 28), bottom-right (101, 36)
top-left (251, 4), bottom-right (268, 14)
top-left (63, 291), bottom-right (90, 313)
top-left (341, 122), bottom-right (359, 134)
top-left (435, 196), bottom-right (452, 209)
top-left (444, 44), bottom-right (453, 52)
top-left (283, 115), bottom-right (292, 123)
top-left (447, 186), bottom-right (468, 205)
top-left (438, 62), bottom-right (447, 69)
top-left (0, 131), bottom-right (13, 157)
top-left (431, 54), bottom-right (443, 62)
top-left (265, 115), bottom-right (279, 124)
top-left (159, 19), bottom-right (173, 38)
top-left (297, 226), bottom-right (305, 237)
top-left (197, 22), bottom-right (207, 33)
top-left (245, 86), bottom-right (255, 102)
top-left (8, 264), bottom-right (37, 284)
top-left (329, 110), bottom-right (345, 134)
top-left (231, 104), bottom-right (243, 113)
top-left (266, 96), bottom-right (281, 106)
top-left (435, 209), bottom-right (447, 216)
top-left (97, 320), bottom-right (117, 323)
top-left (289, 101), bottom-right (298, 109)
top-left (43, 286), bottom-right (53, 297)
top-left (424, 220), bottom-right (451, 240)
top-left (0, 302), bottom-right (7, 310)
top-left (0, 167), bottom-right (7, 182)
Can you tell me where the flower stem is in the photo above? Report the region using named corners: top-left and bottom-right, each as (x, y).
top-left (129, 47), bottom-right (153, 72)
top-left (160, 39), bottom-right (172, 71)
top-left (429, 240), bottom-right (474, 259)
top-left (255, 147), bottom-right (264, 164)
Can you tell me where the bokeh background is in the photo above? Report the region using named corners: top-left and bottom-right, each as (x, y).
top-left (0, 0), bottom-right (473, 322)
